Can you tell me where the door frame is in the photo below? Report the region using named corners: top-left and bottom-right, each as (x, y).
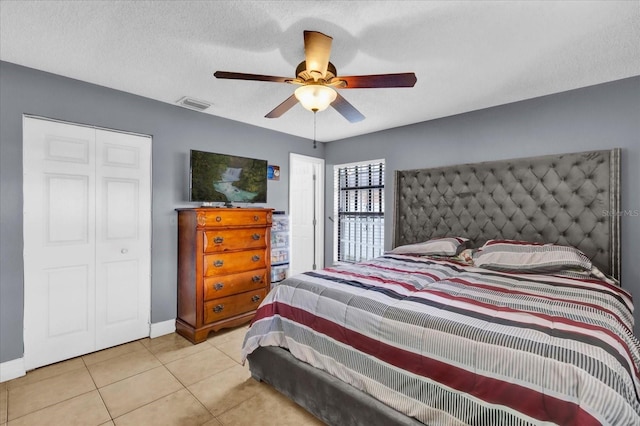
top-left (289, 153), bottom-right (325, 273)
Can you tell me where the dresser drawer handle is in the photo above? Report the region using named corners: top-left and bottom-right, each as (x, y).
top-left (251, 295), bottom-right (261, 303)
top-left (253, 215), bottom-right (259, 221)
top-left (251, 255), bottom-right (260, 262)
top-left (214, 260), bottom-right (224, 267)
top-left (252, 275), bottom-right (262, 283)
top-left (213, 304), bottom-right (224, 313)
top-left (215, 216), bottom-right (222, 222)
top-left (213, 236), bottom-right (224, 244)
top-left (214, 283), bottom-right (224, 291)
top-left (251, 233), bottom-right (260, 241)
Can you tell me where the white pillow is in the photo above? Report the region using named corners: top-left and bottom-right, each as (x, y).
top-left (473, 239), bottom-right (592, 273)
top-left (390, 237), bottom-right (469, 256)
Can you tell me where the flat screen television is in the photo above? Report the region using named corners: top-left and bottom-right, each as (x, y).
top-left (189, 149), bottom-right (267, 205)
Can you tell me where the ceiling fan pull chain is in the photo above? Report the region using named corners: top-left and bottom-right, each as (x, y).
top-left (313, 111), bottom-right (317, 149)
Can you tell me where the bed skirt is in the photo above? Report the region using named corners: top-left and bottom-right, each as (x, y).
top-left (247, 346), bottom-right (424, 426)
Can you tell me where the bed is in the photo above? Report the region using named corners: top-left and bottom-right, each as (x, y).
top-left (243, 149), bottom-right (640, 425)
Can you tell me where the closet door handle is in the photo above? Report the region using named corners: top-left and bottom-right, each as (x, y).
top-left (213, 304), bottom-right (224, 313)
top-left (251, 255), bottom-right (260, 262)
top-left (213, 236), bottom-right (224, 244)
top-left (251, 295), bottom-right (261, 303)
top-left (251, 234), bottom-right (260, 240)
top-left (214, 260), bottom-right (224, 267)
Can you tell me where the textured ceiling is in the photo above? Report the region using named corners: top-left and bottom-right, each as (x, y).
top-left (1, 1), bottom-right (639, 143)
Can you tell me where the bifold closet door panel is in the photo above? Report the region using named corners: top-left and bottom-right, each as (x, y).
top-left (23, 118), bottom-right (98, 370)
top-left (94, 128), bottom-right (151, 350)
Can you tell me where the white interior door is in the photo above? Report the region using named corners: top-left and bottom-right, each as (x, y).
top-left (23, 119), bottom-right (97, 369)
top-left (289, 153), bottom-right (324, 275)
top-left (95, 129), bottom-right (151, 349)
top-left (23, 116), bottom-right (151, 370)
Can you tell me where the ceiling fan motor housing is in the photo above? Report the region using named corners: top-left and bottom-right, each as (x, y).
top-left (296, 61), bottom-right (337, 82)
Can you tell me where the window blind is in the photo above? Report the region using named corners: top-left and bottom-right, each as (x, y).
top-left (334, 160), bottom-right (385, 263)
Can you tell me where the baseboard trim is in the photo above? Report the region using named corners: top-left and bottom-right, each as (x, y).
top-left (1, 322), bottom-right (176, 383)
top-left (149, 319), bottom-right (175, 339)
top-left (0, 357), bottom-right (26, 383)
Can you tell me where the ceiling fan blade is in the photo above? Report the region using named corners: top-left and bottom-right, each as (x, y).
top-left (304, 31), bottom-right (333, 80)
top-left (331, 93), bottom-right (365, 123)
top-left (214, 71), bottom-right (291, 83)
top-left (336, 73), bottom-right (417, 89)
top-left (265, 94), bottom-right (299, 118)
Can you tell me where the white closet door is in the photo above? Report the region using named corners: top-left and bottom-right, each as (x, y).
top-left (23, 118), bottom-right (98, 369)
top-left (95, 129), bottom-right (151, 349)
top-left (23, 117), bottom-right (151, 370)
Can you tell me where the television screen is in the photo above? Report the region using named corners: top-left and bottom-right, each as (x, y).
top-left (189, 150), bottom-right (267, 204)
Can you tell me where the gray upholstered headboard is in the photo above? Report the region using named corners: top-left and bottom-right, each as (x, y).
top-left (394, 149), bottom-right (621, 280)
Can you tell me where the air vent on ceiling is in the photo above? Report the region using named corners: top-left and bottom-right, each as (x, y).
top-left (176, 96), bottom-right (212, 112)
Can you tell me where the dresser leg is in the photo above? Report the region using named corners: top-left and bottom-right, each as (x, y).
top-left (176, 312), bottom-right (257, 345)
top-left (175, 319), bottom-right (208, 344)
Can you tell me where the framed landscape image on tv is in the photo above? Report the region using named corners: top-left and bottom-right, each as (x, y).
top-left (189, 149), bottom-right (268, 205)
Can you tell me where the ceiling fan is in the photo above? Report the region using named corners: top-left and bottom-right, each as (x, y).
top-left (214, 31), bottom-right (417, 123)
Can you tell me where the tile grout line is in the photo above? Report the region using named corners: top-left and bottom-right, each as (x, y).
top-left (173, 333), bottom-right (250, 425)
top-left (6, 360), bottom-right (96, 423)
top-left (9, 341), bottom-right (169, 424)
top-left (124, 341), bottom-right (225, 425)
top-left (98, 345), bottom-right (175, 422)
top-left (154, 350), bottom-right (215, 422)
top-left (5, 330), bottom-right (251, 426)
top-left (179, 361), bottom-right (243, 426)
top-left (4, 362), bottom-right (87, 391)
top-left (160, 348), bottom-right (232, 426)
top-left (108, 386), bottom-right (186, 425)
top-left (82, 355), bottom-right (116, 424)
top-left (5, 389), bottom-right (100, 425)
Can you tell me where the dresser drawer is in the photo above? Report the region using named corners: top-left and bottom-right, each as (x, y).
top-left (204, 269), bottom-right (267, 300)
top-left (203, 248), bottom-right (266, 276)
top-left (203, 228), bottom-right (266, 253)
top-left (204, 288), bottom-right (267, 324)
top-left (196, 209), bottom-right (271, 228)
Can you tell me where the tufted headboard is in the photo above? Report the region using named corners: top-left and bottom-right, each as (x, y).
top-left (393, 149), bottom-right (621, 280)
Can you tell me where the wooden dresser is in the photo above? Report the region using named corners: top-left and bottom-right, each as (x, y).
top-left (176, 207), bottom-right (273, 343)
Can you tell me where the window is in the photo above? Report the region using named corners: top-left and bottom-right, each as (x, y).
top-left (334, 159), bottom-right (385, 263)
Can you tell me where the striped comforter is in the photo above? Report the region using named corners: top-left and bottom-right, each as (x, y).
top-left (242, 254), bottom-right (640, 425)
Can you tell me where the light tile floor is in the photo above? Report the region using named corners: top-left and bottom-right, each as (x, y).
top-left (0, 325), bottom-right (324, 426)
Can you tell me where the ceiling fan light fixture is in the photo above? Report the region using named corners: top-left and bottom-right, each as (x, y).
top-left (294, 84), bottom-right (337, 112)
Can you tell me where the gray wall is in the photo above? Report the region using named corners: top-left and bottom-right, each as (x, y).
top-left (324, 75), bottom-right (640, 328)
top-left (0, 61), bottom-right (323, 363)
top-left (2, 60), bottom-right (638, 365)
